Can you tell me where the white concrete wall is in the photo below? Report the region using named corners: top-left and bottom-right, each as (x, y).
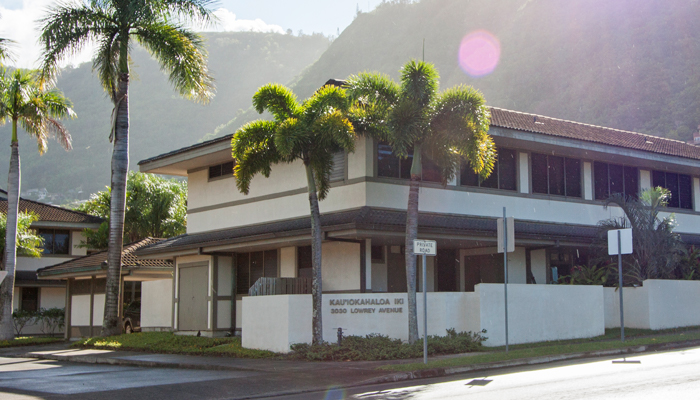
top-left (71, 295), bottom-right (91, 326)
top-left (476, 283), bottom-right (605, 346)
top-left (518, 152), bottom-right (529, 194)
top-left (604, 280), bottom-right (700, 330)
top-left (92, 294), bottom-right (105, 326)
top-left (71, 231), bottom-right (87, 256)
top-left (646, 280), bottom-right (700, 329)
top-left (604, 286), bottom-right (651, 329)
top-left (583, 162), bottom-right (593, 200)
top-left (531, 249), bottom-right (547, 284)
top-left (348, 136), bottom-right (372, 180)
top-left (141, 279), bottom-right (173, 329)
top-left (41, 287), bottom-right (65, 309)
top-left (242, 295), bottom-right (312, 353)
top-left (16, 257), bottom-right (75, 271)
top-left (322, 241), bottom-right (361, 292)
top-left (280, 247), bottom-right (296, 278)
top-left (640, 170), bottom-right (652, 192)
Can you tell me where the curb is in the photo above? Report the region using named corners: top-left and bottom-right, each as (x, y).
top-left (359, 338), bottom-right (700, 386)
top-left (15, 352), bottom-right (262, 372)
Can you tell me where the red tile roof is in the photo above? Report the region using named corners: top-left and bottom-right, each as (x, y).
top-left (489, 107), bottom-right (700, 161)
top-left (37, 237), bottom-right (172, 277)
top-left (0, 189), bottom-right (103, 225)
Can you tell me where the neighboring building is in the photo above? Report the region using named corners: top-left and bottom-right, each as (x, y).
top-left (37, 237), bottom-right (173, 338)
top-left (0, 189), bottom-right (102, 335)
top-left (687, 125), bottom-right (700, 146)
top-left (135, 106), bottom-right (700, 340)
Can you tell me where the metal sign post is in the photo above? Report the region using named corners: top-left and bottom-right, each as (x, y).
top-left (414, 239), bottom-right (436, 364)
top-left (608, 228), bottom-right (633, 342)
top-left (497, 209), bottom-right (514, 353)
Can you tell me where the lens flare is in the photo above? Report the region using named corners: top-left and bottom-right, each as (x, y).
top-left (323, 387), bottom-right (347, 400)
top-left (458, 30), bottom-right (501, 77)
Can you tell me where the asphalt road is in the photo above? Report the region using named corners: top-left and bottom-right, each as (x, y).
top-left (1, 347), bottom-right (699, 400)
top-left (274, 347), bottom-right (700, 400)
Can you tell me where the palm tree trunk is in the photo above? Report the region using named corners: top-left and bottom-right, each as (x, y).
top-left (0, 124), bottom-right (20, 340)
top-left (305, 163), bottom-right (323, 345)
top-left (101, 72), bottom-right (129, 337)
top-left (405, 144), bottom-right (422, 344)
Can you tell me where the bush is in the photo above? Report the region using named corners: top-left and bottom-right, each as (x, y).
top-left (289, 329), bottom-right (487, 361)
top-left (12, 310), bottom-right (36, 336)
top-left (38, 308), bottom-right (65, 336)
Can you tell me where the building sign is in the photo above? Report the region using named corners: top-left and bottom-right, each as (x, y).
top-left (413, 239), bottom-right (437, 255)
top-left (329, 297), bottom-right (404, 314)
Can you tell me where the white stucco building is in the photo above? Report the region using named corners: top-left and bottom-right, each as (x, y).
top-left (134, 106), bottom-right (700, 348)
top-left (0, 190), bottom-right (102, 335)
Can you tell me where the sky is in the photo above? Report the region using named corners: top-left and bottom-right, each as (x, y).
top-left (0, 0), bottom-right (385, 68)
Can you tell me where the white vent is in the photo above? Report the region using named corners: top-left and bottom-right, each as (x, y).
top-left (330, 151), bottom-right (345, 182)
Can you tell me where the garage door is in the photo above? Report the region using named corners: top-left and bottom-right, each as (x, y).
top-left (178, 265), bottom-right (208, 331)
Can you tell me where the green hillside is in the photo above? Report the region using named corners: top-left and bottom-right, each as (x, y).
top-left (291, 0), bottom-right (700, 141)
top-left (0, 31), bottom-right (330, 199)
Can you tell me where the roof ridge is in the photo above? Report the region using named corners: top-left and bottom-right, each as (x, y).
top-left (488, 106), bottom-right (690, 146)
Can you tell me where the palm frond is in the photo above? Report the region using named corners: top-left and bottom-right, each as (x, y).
top-left (310, 110), bottom-right (356, 154)
top-left (345, 72), bottom-right (399, 106)
top-left (400, 60), bottom-right (439, 109)
top-left (231, 120), bottom-right (280, 194)
top-left (252, 83), bottom-right (301, 121)
top-left (310, 150), bottom-right (334, 200)
top-left (0, 37), bottom-right (15, 66)
top-left (39, 2), bottom-right (114, 87)
top-left (153, 0), bottom-right (217, 27)
top-left (92, 30), bottom-right (121, 100)
top-left (302, 84), bottom-right (349, 124)
top-left (135, 22), bottom-right (214, 103)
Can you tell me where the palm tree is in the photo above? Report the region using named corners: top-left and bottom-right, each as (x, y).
top-left (598, 187), bottom-right (685, 284)
top-left (39, 0), bottom-right (215, 336)
top-left (232, 83), bottom-right (355, 345)
top-left (0, 68), bottom-right (74, 340)
top-left (347, 60), bottom-right (495, 343)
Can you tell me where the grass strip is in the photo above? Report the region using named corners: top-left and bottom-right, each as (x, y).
top-left (75, 332), bottom-right (278, 358)
top-left (0, 337), bottom-right (64, 348)
top-left (381, 330), bottom-right (700, 371)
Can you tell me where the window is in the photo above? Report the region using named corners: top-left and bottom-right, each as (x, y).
top-left (461, 148), bottom-right (517, 191)
top-left (38, 229), bottom-right (70, 255)
top-left (371, 245), bottom-right (385, 263)
top-left (208, 161), bottom-right (234, 180)
top-left (594, 162), bottom-right (639, 200)
top-left (297, 246), bottom-right (312, 278)
top-left (531, 153), bottom-right (581, 197)
top-left (236, 250), bottom-right (278, 294)
top-left (652, 170), bottom-right (693, 209)
top-left (21, 287), bottom-right (39, 312)
top-left (376, 142), bottom-right (441, 183)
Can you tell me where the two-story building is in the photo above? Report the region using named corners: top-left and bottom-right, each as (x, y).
top-left (0, 189), bottom-right (102, 335)
top-left (135, 106), bottom-right (700, 346)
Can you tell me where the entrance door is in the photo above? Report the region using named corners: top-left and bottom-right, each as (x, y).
top-left (387, 247), bottom-right (407, 293)
top-left (463, 253), bottom-right (504, 291)
top-left (178, 265), bottom-right (208, 331)
top-left (436, 249), bottom-right (458, 292)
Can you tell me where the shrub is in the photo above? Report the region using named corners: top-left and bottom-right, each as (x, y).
top-left (289, 329), bottom-right (487, 361)
top-left (38, 308), bottom-right (65, 336)
top-left (12, 310), bottom-right (37, 336)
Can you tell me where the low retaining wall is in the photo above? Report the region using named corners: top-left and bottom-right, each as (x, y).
top-left (604, 279), bottom-right (700, 330)
top-left (242, 284), bottom-right (605, 352)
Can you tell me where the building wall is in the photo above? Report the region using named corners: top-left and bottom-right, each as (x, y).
top-left (141, 279), bottom-right (173, 329)
top-left (322, 242), bottom-right (361, 292)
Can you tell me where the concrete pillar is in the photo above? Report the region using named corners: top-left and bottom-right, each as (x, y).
top-left (280, 247), bottom-right (297, 278)
top-left (694, 177), bottom-right (700, 212)
top-left (519, 152), bottom-right (529, 194)
top-left (640, 170), bottom-right (652, 192)
top-left (583, 161), bottom-right (593, 200)
top-left (365, 239), bottom-right (372, 291)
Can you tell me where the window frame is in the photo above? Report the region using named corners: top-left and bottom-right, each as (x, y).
top-left (652, 170), bottom-right (694, 210)
top-left (208, 161), bottom-right (235, 181)
top-left (460, 147), bottom-right (518, 191)
top-left (593, 162), bottom-right (640, 201)
top-left (530, 153), bottom-right (582, 198)
top-left (38, 229), bottom-right (71, 256)
top-left (236, 249), bottom-right (279, 295)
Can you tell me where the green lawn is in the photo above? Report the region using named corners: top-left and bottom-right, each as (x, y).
top-left (75, 332), bottom-right (278, 359)
top-left (381, 327), bottom-right (700, 372)
top-left (0, 337), bottom-right (64, 348)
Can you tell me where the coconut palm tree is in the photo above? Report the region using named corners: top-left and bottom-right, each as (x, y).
top-left (0, 68), bottom-right (74, 340)
top-left (347, 60), bottom-right (495, 343)
top-left (39, 0), bottom-right (215, 336)
top-left (232, 83), bottom-right (355, 345)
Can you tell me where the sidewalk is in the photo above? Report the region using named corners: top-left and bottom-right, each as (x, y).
top-left (2, 338), bottom-right (700, 398)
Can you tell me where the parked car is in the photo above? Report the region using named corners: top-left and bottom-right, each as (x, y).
top-left (123, 301), bottom-right (141, 334)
